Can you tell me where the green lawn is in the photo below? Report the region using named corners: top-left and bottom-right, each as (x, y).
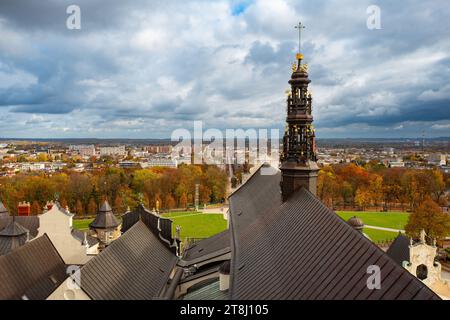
top-left (169, 214), bottom-right (227, 239)
top-left (363, 228), bottom-right (400, 243)
top-left (73, 219), bottom-right (93, 230)
top-left (73, 212), bottom-right (228, 240)
top-left (336, 211), bottom-right (409, 230)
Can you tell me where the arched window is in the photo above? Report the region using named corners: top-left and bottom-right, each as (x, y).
top-left (416, 264), bottom-right (428, 280)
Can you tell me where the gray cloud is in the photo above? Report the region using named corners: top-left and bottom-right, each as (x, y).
top-left (0, 0), bottom-right (449, 138)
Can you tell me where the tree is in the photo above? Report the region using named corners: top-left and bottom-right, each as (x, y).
top-left (75, 200), bottom-right (84, 216)
top-left (355, 188), bottom-right (371, 211)
top-left (179, 193), bottom-right (187, 209)
top-left (114, 194), bottom-right (125, 214)
top-left (164, 194), bottom-right (176, 210)
top-left (87, 198), bottom-right (97, 216)
top-left (405, 196), bottom-right (450, 242)
top-left (30, 201), bottom-right (42, 215)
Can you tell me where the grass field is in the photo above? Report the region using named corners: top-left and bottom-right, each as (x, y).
top-left (73, 210), bottom-right (405, 243)
top-left (168, 214), bottom-right (227, 239)
top-left (336, 211), bottom-right (409, 230)
top-left (363, 228), bottom-right (399, 243)
top-left (73, 218), bottom-right (93, 230)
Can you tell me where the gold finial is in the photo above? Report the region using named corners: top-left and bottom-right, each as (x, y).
top-left (296, 53), bottom-right (304, 61)
top-left (291, 63), bottom-right (297, 72)
top-left (299, 63), bottom-right (308, 73)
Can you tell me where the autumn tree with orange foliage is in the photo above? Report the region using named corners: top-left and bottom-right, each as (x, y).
top-left (405, 196), bottom-right (450, 242)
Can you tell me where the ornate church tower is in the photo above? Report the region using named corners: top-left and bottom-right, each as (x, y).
top-left (280, 23), bottom-right (319, 201)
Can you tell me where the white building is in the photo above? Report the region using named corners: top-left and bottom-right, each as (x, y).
top-left (99, 146), bottom-right (126, 157)
top-left (141, 158), bottom-right (178, 168)
top-left (36, 203), bottom-right (98, 265)
top-left (69, 145), bottom-right (96, 157)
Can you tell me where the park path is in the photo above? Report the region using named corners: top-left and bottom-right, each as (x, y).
top-left (364, 225), bottom-right (404, 233)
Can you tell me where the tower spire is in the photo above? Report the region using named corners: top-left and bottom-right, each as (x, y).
top-left (280, 24), bottom-right (319, 201)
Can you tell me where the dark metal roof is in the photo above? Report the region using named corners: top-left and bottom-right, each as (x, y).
top-left (387, 233), bottom-right (411, 266)
top-left (0, 234), bottom-right (67, 300)
top-left (0, 220), bottom-right (30, 256)
top-left (228, 166), bottom-right (440, 300)
top-left (183, 230), bottom-right (230, 262)
top-left (121, 204), bottom-right (176, 253)
top-left (0, 216), bottom-right (39, 238)
top-left (80, 220), bottom-right (178, 300)
top-left (0, 232), bottom-right (28, 256)
top-left (89, 200), bottom-right (120, 229)
top-left (0, 220), bottom-right (29, 237)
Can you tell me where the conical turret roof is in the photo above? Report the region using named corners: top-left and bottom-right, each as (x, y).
top-left (89, 200), bottom-right (120, 229)
top-left (0, 220), bottom-right (29, 237)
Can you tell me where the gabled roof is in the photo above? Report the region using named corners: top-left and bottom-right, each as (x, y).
top-left (80, 220), bottom-right (177, 300)
top-left (0, 234), bottom-right (67, 300)
top-left (228, 166), bottom-right (440, 300)
top-left (387, 233), bottom-right (411, 266)
top-left (89, 201), bottom-right (120, 229)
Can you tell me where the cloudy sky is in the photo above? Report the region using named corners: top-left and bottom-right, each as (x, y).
top-left (0, 0), bottom-right (449, 139)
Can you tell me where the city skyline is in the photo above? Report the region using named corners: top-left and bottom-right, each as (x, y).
top-left (1, 0), bottom-right (450, 139)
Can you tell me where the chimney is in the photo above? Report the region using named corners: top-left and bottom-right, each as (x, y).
top-left (18, 202), bottom-right (31, 216)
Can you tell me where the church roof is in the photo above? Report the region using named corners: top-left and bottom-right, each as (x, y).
top-left (80, 220), bottom-right (177, 300)
top-left (89, 200), bottom-right (120, 229)
top-left (228, 166), bottom-right (440, 300)
top-left (0, 234), bottom-right (67, 300)
top-left (386, 233), bottom-right (411, 266)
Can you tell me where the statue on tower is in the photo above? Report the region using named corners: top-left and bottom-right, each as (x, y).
top-left (280, 22), bottom-right (319, 201)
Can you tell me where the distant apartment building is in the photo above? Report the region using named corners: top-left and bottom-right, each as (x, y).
top-left (18, 162), bottom-right (66, 172)
top-left (146, 145), bottom-right (172, 154)
top-left (119, 161), bottom-right (141, 169)
top-left (141, 158), bottom-right (178, 168)
top-left (69, 145), bottom-right (96, 157)
top-left (99, 146), bottom-right (127, 157)
top-left (388, 158), bottom-right (405, 168)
